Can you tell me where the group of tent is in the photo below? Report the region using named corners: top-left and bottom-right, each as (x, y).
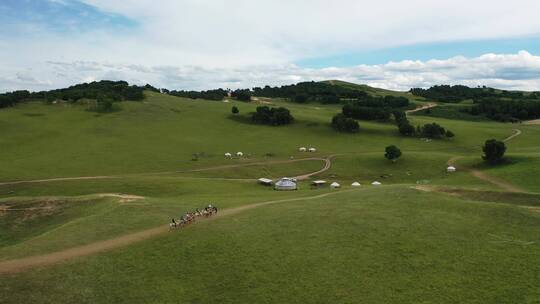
top-left (312, 180), bottom-right (381, 189)
top-left (298, 147), bottom-right (317, 152)
top-left (258, 178), bottom-right (384, 191)
top-left (225, 152), bottom-right (244, 158)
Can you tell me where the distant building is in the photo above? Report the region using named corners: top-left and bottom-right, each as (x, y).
top-left (236, 152), bottom-right (244, 157)
top-left (447, 166), bottom-right (456, 172)
top-left (225, 153), bottom-right (232, 158)
top-left (371, 181), bottom-right (382, 186)
top-left (351, 182), bottom-right (361, 187)
top-left (299, 147), bottom-right (307, 152)
top-left (309, 147), bottom-right (317, 152)
top-left (311, 180), bottom-right (326, 188)
top-left (274, 178), bottom-right (298, 191)
top-left (258, 178), bottom-right (273, 186)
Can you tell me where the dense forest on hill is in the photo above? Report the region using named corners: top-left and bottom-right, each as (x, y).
top-left (410, 85), bottom-right (539, 102)
top-left (0, 81), bottom-right (148, 109)
top-left (411, 85), bottom-right (540, 122)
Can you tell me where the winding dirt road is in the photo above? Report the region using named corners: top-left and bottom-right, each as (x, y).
top-left (406, 102), bottom-right (438, 114)
top-left (0, 156), bottom-right (334, 187)
top-left (0, 189), bottom-right (354, 275)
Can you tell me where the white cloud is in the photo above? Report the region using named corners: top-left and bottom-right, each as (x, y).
top-left (2, 1), bottom-right (540, 91)
top-left (2, 51), bottom-right (540, 92)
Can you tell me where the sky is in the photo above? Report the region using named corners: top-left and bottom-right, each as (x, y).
top-left (1, 0), bottom-right (540, 92)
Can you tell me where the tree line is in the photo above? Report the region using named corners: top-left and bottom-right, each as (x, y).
top-left (410, 85), bottom-right (539, 103)
top-left (0, 80), bottom-right (148, 110)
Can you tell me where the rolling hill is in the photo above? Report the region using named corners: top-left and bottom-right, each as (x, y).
top-left (0, 86), bottom-right (539, 303)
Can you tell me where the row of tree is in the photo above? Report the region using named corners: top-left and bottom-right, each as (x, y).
top-left (469, 98), bottom-right (540, 122)
top-left (168, 88), bottom-right (229, 101)
top-left (0, 81), bottom-right (148, 109)
top-left (394, 111), bottom-right (454, 139)
top-left (410, 85), bottom-right (539, 103)
top-left (252, 81), bottom-right (369, 103)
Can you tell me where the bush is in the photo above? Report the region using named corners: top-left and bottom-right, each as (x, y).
top-left (385, 145), bottom-right (402, 162)
top-left (421, 123), bottom-right (447, 139)
top-left (331, 114), bottom-right (360, 133)
top-left (231, 106), bottom-right (239, 115)
top-left (252, 106), bottom-right (294, 126)
top-left (482, 139), bottom-right (506, 164)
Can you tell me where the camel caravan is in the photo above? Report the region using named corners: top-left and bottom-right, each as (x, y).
top-left (169, 204), bottom-right (218, 230)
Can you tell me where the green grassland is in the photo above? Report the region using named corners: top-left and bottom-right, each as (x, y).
top-left (0, 89), bottom-right (539, 303)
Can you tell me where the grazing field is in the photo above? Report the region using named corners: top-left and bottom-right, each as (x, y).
top-left (1, 90), bottom-right (539, 303)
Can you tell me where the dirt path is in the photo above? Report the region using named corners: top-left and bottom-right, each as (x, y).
top-left (406, 102), bottom-right (438, 114)
top-left (523, 119), bottom-right (540, 125)
top-left (0, 157), bottom-right (331, 187)
top-left (0, 189), bottom-right (356, 275)
top-left (0, 176), bottom-right (118, 187)
top-left (294, 155), bottom-right (335, 180)
top-left (447, 156), bottom-right (524, 193)
top-left (503, 129), bottom-right (522, 142)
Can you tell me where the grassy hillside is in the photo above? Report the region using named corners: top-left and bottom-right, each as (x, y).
top-left (0, 90), bottom-right (539, 303)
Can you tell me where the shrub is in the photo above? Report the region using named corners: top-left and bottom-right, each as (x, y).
top-left (331, 114), bottom-right (360, 133)
top-left (385, 145), bottom-right (402, 162)
top-left (482, 139), bottom-right (506, 164)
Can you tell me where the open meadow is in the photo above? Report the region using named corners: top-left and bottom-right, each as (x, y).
top-left (1, 90), bottom-right (539, 303)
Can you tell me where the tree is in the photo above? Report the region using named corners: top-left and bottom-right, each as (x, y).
top-left (398, 121), bottom-right (416, 136)
top-left (331, 114), bottom-right (359, 133)
top-left (385, 145), bottom-right (402, 162)
top-left (445, 130), bottom-right (455, 138)
top-left (482, 139), bottom-right (506, 164)
top-left (252, 106), bottom-right (294, 126)
top-left (231, 106), bottom-right (239, 115)
top-left (421, 122), bottom-right (446, 139)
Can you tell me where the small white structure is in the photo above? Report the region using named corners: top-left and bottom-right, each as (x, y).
top-left (309, 147), bottom-right (317, 152)
top-left (299, 147), bottom-right (307, 152)
top-left (274, 178), bottom-right (298, 191)
top-left (351, 182), bottom-right (361, 187)
top-left (371, 181), bottom-right (382, 186)
top-left (258, 178), bottom-right (273, 186)
top-left (330, 182), bottom-right (341, 188)
top-left (225, 152), bottom-right (232, 158)
top-left (447, 166), bottom-right (457, 173)
top-left (312, 180), bottom-right (327, 188)
top-left (236, 152), bottom-right (244, 157)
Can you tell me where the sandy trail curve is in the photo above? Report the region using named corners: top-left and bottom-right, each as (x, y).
top-left (0, 157), bottom-right (333, 187)
top-left (523, 119), bottom-right (540, 125)
top-left (0, 189), bottom-right (355, 275)
top-left (406, 102), bottom-right (438, 114)
top-left (503, 129), bottom-right (521, 142)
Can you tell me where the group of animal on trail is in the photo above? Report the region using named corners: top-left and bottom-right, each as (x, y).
top-left (169, 204), bottom-right (218, 230)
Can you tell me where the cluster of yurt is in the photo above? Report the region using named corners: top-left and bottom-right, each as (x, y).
top-left (224, 152), bottom-right (245, 158)
top-left (298, 147), bottom-right (317, 152)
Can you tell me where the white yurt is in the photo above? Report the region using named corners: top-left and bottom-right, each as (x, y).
top-left (447, 166), bottom-right (456, 172)
top-left (299, 147), bottom-right (307, 152)
top-left (274, 178), bottom-right (298, 191)
top-left (236, 152), bottom-right (244, 157)
top-left (330, 182), bottom-right (341, 188)
top-left (225, 152), bottom-right (232, 158)
top-left (351, 182), bottom-right (361, 187)
top-left (309, 147), bottom-right (317, 152)
top-left (371, 181), bottom-right (382, 186)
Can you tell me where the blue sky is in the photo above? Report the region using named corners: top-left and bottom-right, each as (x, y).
top-left (0, 0), bottom-right (136, 34)
top-left (2, 0), bottom-right (540, 92)
top-left (298, 37), bottom-right (540, 68)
